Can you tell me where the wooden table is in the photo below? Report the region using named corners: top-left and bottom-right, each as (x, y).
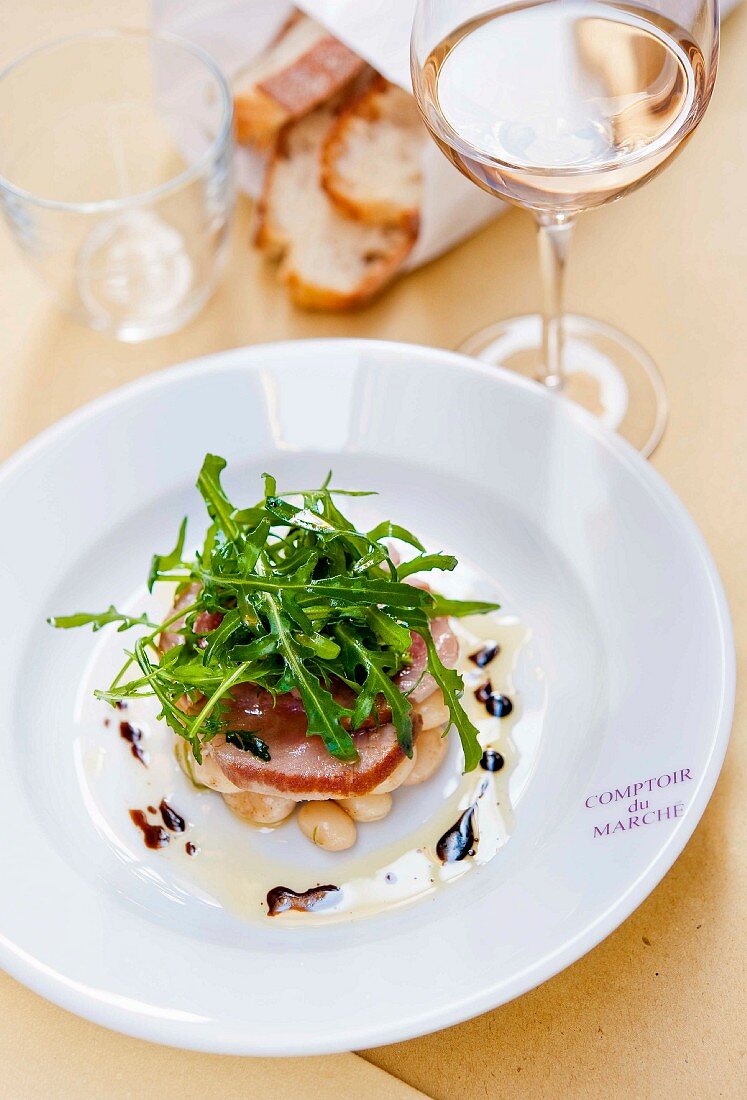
top-left (1, 2), bottom-right (744, 1097)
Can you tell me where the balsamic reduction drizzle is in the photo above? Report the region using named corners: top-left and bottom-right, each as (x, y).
top-left (129, 809), bottom-right (169, 849)
top-left (159, 799), bottom-right (186, 833)
top-left (185, 841), bottom-right (197, 856)
top-left (475, 681), bottom-right (493, 703)
top-left (480, 749), bottom-right (505, 772)
top-left (267, 884), bottom-right (340, 916)
top-left (475, 681), bottom-right (513, 718)
top-left (486, 693), bottom-right (513, 718)
top-left (436, 805), bottom-right (477, 862)
top-left (119, 720), bottom-right (148, 766)
top-left (469, 643), bottom-right (500, 668)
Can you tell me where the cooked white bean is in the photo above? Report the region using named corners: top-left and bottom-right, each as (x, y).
top-left (223, 790), bottom-right (295, 825)
top-left (414, 689), bottom-right (450, 731)
top-left (337, 793), bottom-right (393, 822)
top-left (372, 750), bottom-right (417, 793)
top-left (403, 723), bottom-right (449, 786)
top-left (298, 801), bottom-right (357, 851)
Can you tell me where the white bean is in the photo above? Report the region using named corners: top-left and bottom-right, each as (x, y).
top-left (298, 801), bottom-right (357, 851)
top-left (223, 791), bottom-right (295, 825)
top-left (337, 793), bottom-right (393, 822)
top-left (414, 689), bottom-right (450, 731)
top-left (403, 724), bottom-right (449, 786)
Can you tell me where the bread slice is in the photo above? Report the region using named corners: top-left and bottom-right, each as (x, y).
top-left (233, 13), bottom-right (366, 149)
top-left (256, 105), bottom-right (416, 311)
top-left (321, 76), bottom-right (424, 231)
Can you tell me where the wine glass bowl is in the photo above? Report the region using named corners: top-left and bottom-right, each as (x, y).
top-left (411, 0), bottom-right (719, 454)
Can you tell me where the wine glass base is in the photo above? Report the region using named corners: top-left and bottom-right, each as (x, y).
top-left (459, 314), bottom-right (667, 457)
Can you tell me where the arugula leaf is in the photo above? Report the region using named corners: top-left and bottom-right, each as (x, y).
top-left (197, 570), bottom-right (430, 609)
top-left (196, 454), bottom-right (239, 540)
top-left (47, 606), bottom-right (156, 632)
top-left (200, 609), bottom-right (242, 665)
top-left (428, 595), bottom-right (501, 618)
top-left (366, 521), bottom-right (425, 552)
top-left (239, 516), bottom-right (271, 576)
top-left (265, 496), bottom-right (332, 533)
top-left (308, 577), bottom-right (429, 608)
top-left (351, 543), bottom-right (391, 575)
top-left (148, 517), bottom-right (188, 592)
top-left (365, 607), bottom-right (413, 653)
top-left (228, 635), bottom-right (279, 663)
top-left (396, 552), bottom-right (458, 579)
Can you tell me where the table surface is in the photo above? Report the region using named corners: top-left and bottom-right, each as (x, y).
top-left (1, 2), bottom-right (745, 1098)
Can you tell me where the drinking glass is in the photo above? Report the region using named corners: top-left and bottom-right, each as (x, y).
top-left (411, 1), bottom-right (719, 454)
top-left (0, 30), bottom-right (234, 341)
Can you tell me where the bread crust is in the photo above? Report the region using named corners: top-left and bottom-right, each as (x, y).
top-left (235, 90), bottom-right (289, 149)
top-left (281, 232), bottom-right (415, 311)
top-left (321, 75), bottom-right (422, 232)
top-left (234, 20), bottom-right (364, 148)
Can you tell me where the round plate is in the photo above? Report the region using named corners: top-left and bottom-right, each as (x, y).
top-left (0, 340), bottom-right (734, 1055)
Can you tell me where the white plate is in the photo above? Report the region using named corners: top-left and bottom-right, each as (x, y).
top-left (0, 339), bottom-right (734, 1055)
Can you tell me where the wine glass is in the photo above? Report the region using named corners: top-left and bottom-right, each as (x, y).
top-left (411, 0), bottom-right (719, 455)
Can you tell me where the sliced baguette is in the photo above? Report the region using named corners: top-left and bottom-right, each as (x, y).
top-left (233, 13), bottom-right (365, 149)
top-left (256, 105), bottom-right (416, 311)
top-left (321, 76), bottom-right (424, 230)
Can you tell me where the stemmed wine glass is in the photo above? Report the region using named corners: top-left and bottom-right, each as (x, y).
top-left (411, 0), bottom-right (719, 455)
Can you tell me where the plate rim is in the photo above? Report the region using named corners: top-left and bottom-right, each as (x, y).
top-left (0, 338), bottom-right (736, 1054)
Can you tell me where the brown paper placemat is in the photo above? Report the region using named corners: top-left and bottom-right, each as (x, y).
top-left (0, 2), bottom-right (745, 1098)
top-left (0, 973), bottom-right (427, 1100)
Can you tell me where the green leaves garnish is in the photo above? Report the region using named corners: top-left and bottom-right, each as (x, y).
top-left (50, 456), bottom-right (499, 771)
top-left (148, 517), bottom-right (188, 592)
top-left (47, 606), bottom-right (157, 632)
top-left (197, 454), bottom-right (240, 540)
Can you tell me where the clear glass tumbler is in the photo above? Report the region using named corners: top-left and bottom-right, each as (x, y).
top-left (0, 30), bottom-right (234, 341)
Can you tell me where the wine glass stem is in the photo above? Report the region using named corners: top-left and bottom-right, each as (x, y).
top-left (536, 212), bottom-right (576, 391)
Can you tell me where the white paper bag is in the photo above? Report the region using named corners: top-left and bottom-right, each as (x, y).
top-left (153, 0), bottom-right (500, 269)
